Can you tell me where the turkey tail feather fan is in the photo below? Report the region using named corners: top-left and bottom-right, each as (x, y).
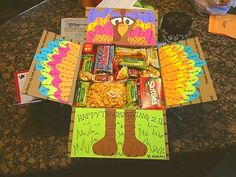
top-left (34, 39), bottom-right (80, 103)
top-left (159, 44), bottom-right (206, 106)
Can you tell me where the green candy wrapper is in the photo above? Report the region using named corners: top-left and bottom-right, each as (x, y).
top-left (74, 81), bottom-right (90, 107)
top-left (81, 55), bottom-right (95, 73)
top-left (126, 79), bottom-right (138, 108)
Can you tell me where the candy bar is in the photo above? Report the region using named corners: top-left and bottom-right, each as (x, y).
top-left (74, 81), bottom-right (90, 107)
top-left (115, 47), bottom-right (148, 69)
top-left (126, 79), bottom-right (138, 108)
top-left (81, 55), bottom-right (95, 73)
top-left (117, 57), bottom-right (148, 69)
top-left (116, 47), bottom-right (146, 57)
top-left (94, 45), bottom-right (114, 73)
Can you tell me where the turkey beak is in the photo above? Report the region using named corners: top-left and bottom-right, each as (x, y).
top-left (118, 23), bottom-right (128, 37)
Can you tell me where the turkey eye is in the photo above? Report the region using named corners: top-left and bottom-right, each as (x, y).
top-left (123, 17), bottom-right (134, 25)
top-left (111, 17), bottom-right (122, 25)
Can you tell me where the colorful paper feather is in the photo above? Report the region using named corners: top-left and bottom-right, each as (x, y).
top-left (159, 44), bottom-right (206, 106)
top-left (34, 39), bottom-right (80, 103)
top-left (86, 8), bottom-right (157, 46)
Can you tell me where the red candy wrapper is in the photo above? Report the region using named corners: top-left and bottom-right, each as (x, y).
top-left (83, 43), bottom-right (93, 54)
top-left (128, 69), bottom-right (140, 77)
top-left (139, 77), bottom-right (165, 109)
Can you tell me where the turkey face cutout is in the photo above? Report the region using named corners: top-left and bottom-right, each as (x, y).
top-left (86, 8), bottom-right (157, 46)
top-left (110, 9), bottom-right (135, 42)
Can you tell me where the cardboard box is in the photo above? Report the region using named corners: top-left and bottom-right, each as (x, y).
top-left (22, 7), bottom-right (217, 160)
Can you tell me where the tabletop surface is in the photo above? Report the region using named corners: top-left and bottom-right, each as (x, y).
top-left (0, 0), bottom-right (235, 175)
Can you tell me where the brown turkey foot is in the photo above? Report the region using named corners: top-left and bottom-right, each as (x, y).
top-left (122, 137), bottom-right (147, 157)
top-left (93, 137), bottom-right (117, 156)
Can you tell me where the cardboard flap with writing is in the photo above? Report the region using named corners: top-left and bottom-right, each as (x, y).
top-left (68, 108), bottom-right (169, 160)
top-left (21, 30), bottom-right (82, 105)
top-left (159, 37), bottom-right (217, 108)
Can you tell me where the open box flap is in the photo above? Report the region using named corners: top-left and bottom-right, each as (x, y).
top-left (68, 107), bottom-right (169, 160)
top-left (22, 30), bottom-right (82, 105)
top-left (159, 37), bottom-right (218, 108)
top-left (84, 7), bottom-right (158, 46)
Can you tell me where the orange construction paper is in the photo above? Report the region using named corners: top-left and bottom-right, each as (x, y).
top-left (209, 14), bottom-right (236, 39)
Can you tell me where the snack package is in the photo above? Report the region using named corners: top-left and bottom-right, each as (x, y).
top-left (118, 57), bottom-right (148, 69)
top-left (82, 43), bottom-right (93, 54)
top-left (139, 77), bottom-right (165, 109)
top-left (74, 81), bottom-right (90, 107)
top-left (112, 60), bottom-right (119, 80)
top-left (126, 79), bottom-right (138, 108)
top-left (115, 47), bottom-right (148, 69)
top-left (128, 69), bottom-right (140, 78)
top-left (140, 66), bottom-right (160, 78)
top-left (81, 55), bottom-right (95, 73)
top-left (87, 82), bottom-right (126, 108)
top-left (92, 73), bottom-right (113, 82)
top-left (79, 71), bottom-right (93, 81)
top-left (94, 45), bottom-right (115, 73)
top-left (116, 66), bottom-right (128, 80)
top-left (116, 47), bottom-right (146, 57)
top-left (147, 48), bottom-right (160, 68)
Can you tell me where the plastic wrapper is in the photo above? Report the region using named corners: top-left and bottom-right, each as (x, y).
top-left (82, 43), bottom-right (94, 54)
top-left (81, 55), bottom-right (95, 72)
top-left (112, 60), bottom-right (119, 80)
top-left (94, 45), bottom-right (115, 73)
top-left (118, 58), bottom-right (148, 69)
top-left (128, 69), bottom-right (140, 78)
top-left (79, 71), bottom-right (93, 81)
top-left (74, 81), bottom-right (90, 106)
top-left (116, 47), bottom-right (146, 56)
top-left (92, 73), bottom-right (113, 82)
top-left (87, 82), bottom-right (126, 108)
top-left (139, 77), bottom-right (165, 109)
top-left (147, 48), bottom-right (160, 68)
top-left (126, 80), bottom-right (138, 108)
top-left (191, 0), bottom-right (236, 15)
top-left (115, 47), bottom-right (148, 69)
top-left (140, 66), bottom-right (160, 78)
top-left (116, 66), bottom-right (128, 80)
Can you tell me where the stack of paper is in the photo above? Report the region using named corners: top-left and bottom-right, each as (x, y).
top-left (61, 18), bottom-right (86, 43)
top-left (209, 14), bottom-right (236, 39)
top-left (97, 0), bottom-right (137, 8)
